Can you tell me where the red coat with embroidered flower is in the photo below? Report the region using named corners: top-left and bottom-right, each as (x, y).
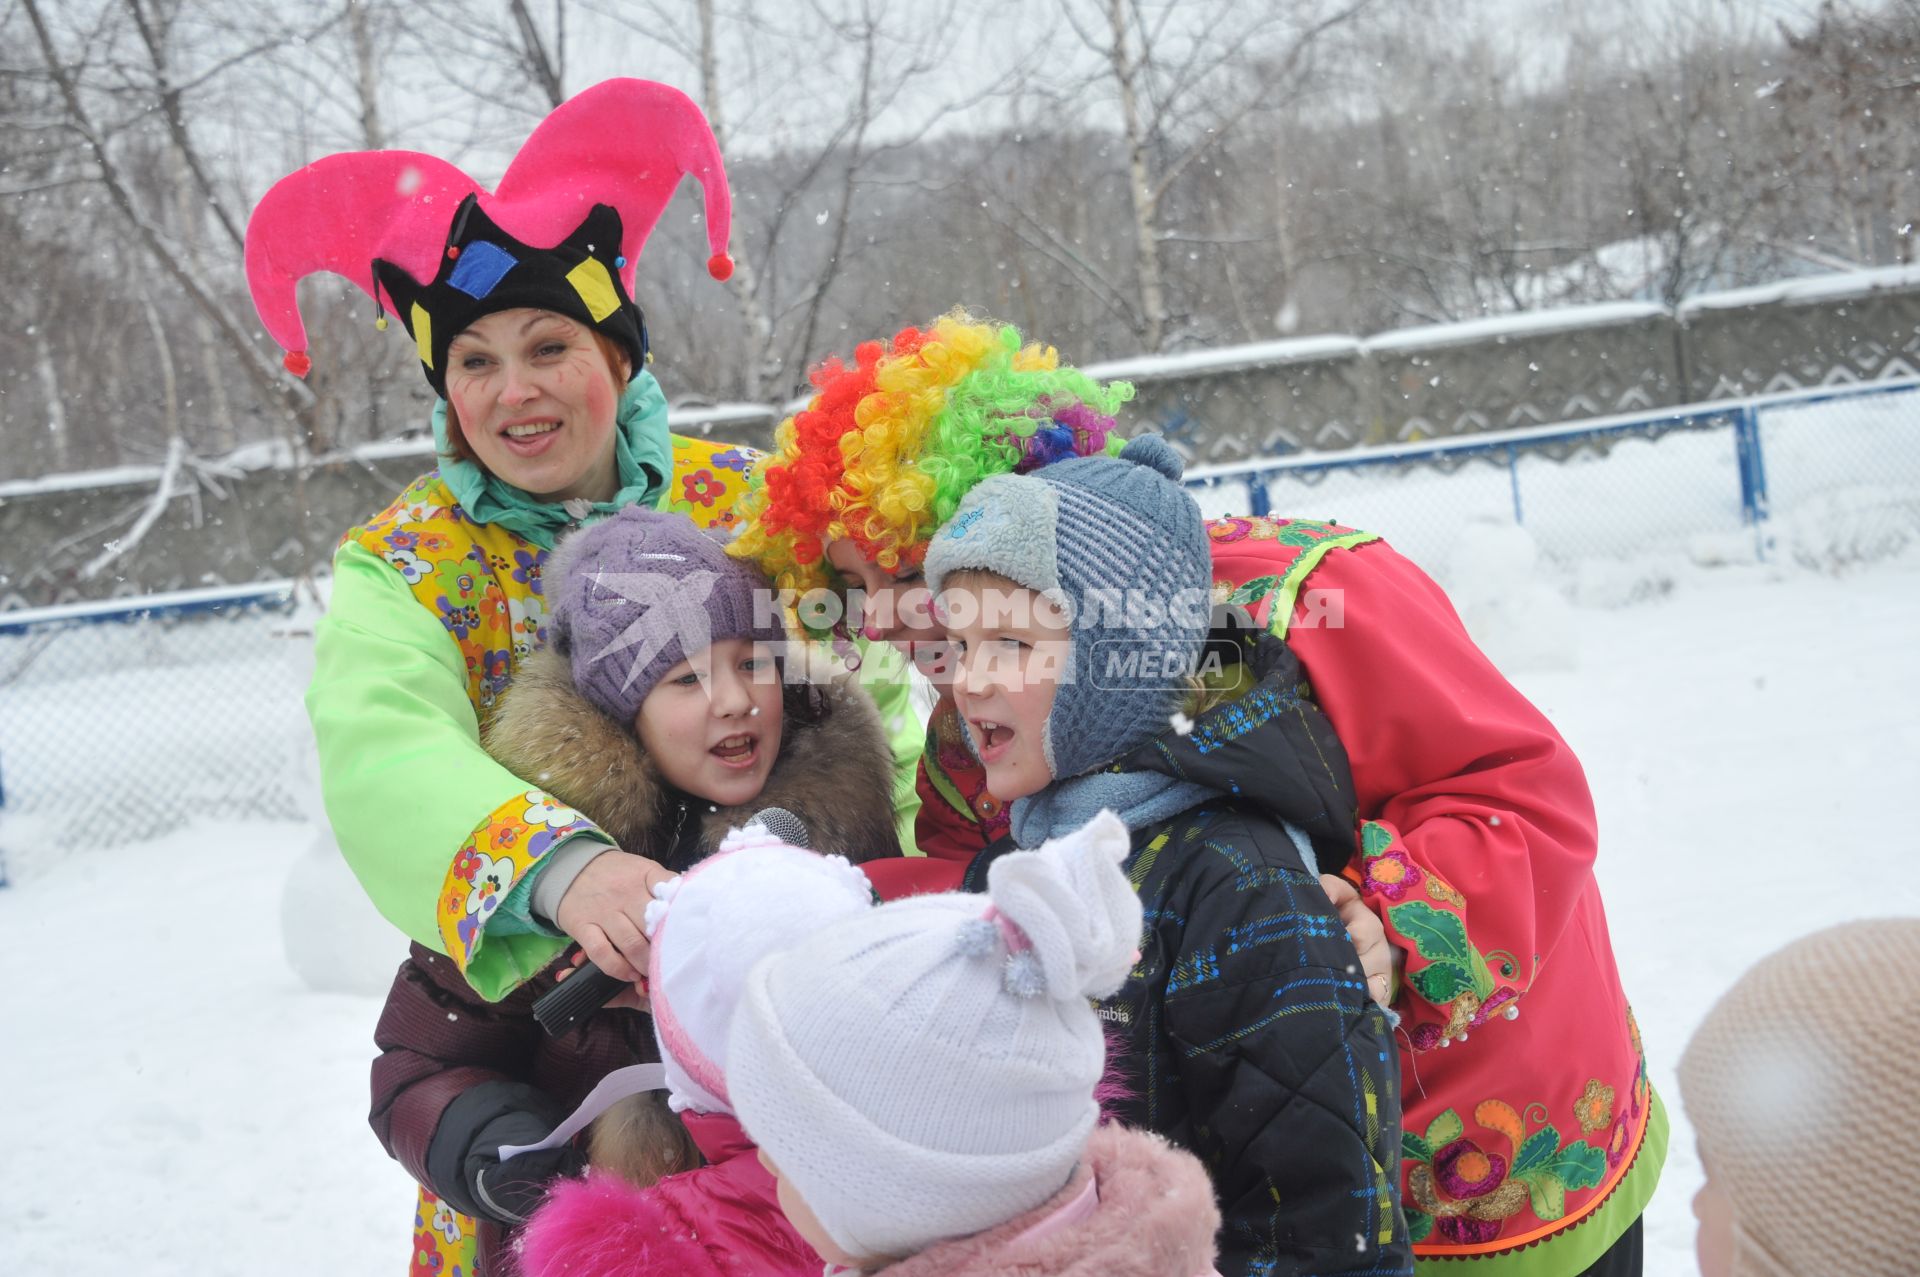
top-left (913, 516), bottom-right (1666, 1273)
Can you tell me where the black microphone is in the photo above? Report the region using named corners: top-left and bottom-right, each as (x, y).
top-left (531, 808), bottom-right (812, 1036)
top-left (749, 806), bottom-right (810, 849)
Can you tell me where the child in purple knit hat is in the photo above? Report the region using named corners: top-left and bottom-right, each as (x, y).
top-left (544, 506), bottom-right (787, 737)
top-left (369, 506), bottom-right (904, 1270)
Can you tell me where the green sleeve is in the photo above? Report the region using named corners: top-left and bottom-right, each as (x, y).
top-left (854, 639), bottom-right (927, 857)
top-left (305, 539), bottom-right (604, 975)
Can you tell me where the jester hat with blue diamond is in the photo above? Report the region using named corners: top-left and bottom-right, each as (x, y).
top-left (244, 78), bottom-right (735, 395)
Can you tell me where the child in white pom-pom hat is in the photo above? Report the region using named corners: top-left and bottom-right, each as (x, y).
top-left (726, 809), bottom-right (1224, 1277)
top-left (518, 822), bottom-right (878, 1277)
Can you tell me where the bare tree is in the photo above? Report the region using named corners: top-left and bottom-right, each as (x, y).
top-left (508, 0), bottom-right (567, 106)
top-left (21, 0), bottom-right (323, 443)
top-left (693, 0), bottom-right (776, 398)
top-left (589, 0), bottom-right (1025, 400)
top-left (1054, 0), bottom-right (1379, 349)
top-left (348, 0), bottom-right (388, 149)
top-left (3, 0), bottom-right (1915, 497)
top-left (1773, 0), bottom-right (1920, 267)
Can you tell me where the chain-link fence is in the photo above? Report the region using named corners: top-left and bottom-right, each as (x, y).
top-left (2, 380), bottom-right (1915, 866)
top-left (1757, 384), bottom-right (1920, 567)
top-left (1185, 379), bottom-right (1920, 585)
top-left (0, 584), bottom-right (314, 880)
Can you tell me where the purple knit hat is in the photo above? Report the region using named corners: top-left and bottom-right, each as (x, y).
top-left (546, 507), bottom-right (786, 725)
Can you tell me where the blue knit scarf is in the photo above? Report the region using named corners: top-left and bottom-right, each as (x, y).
top-left (1009, 770), bottom-right (1216, 849)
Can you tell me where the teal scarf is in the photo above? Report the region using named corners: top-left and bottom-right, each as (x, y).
top-left (430, 371), bottom-right (675, 549)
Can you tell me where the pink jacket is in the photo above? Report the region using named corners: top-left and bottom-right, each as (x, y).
top-left (872, 1124), bottom-right (1221, 1277)
top-left (517, 1111), bottom-right (820, 1277)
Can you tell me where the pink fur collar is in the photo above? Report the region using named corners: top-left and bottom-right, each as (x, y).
top-left (872, 1125), bottom-right (1220, 1277)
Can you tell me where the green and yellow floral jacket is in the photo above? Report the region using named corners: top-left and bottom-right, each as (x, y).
top-left (307, 432), bottom-right (921, 1002)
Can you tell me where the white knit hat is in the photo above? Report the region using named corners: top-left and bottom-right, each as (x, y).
top-left (725, 809), bottom-right (1145, 1262)
top-left (644, 823), bottom-right (875, 1114)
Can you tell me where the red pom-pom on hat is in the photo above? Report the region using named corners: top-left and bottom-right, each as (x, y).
top-left (283, 351), bottom-right (312, 378)
top-left (707, 253), bottom-right (734, 282)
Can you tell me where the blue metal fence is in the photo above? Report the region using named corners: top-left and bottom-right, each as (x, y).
top-left (1184, 379), bottom-right (1920, 577)
top-left (2, 379), bottom-right (1915, 864)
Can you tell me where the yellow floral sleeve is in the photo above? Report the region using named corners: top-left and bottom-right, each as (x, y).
top-left (436, 788), bottom-right (609, 987)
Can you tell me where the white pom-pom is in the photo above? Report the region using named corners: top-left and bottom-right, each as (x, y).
top-left (984, 810), bottom-right (1142, 1002)
top-left (723, 821), bottom-right (786, 854)
top-left (955, 918), bottom-right (998, 959)
top-left (642, 876), bottom-right (683, 937)
top-left (820, 854), bottom-right (875, 901)
top-left (1004, 950), bottom-right (1047, 999)
top-left (1170, 711), bottom-right (1195, 736)
top-left (643, 896), bottom-right (671, 937)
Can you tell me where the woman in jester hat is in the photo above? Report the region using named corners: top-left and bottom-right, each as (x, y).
top-left (730, 311), bottom-right (1666, 1277)
top-left (244, 79), bottom-right (921, 1275)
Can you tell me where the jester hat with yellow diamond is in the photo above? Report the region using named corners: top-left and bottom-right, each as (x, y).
top-left (244, 78), bottom-right (734, 396)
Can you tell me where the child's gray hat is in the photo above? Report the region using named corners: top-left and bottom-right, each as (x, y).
top-left (924, 435), bottom-right (1211, 780)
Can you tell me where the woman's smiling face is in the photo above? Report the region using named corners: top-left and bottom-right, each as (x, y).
top-left (444, 308), bottom-right (627, 504)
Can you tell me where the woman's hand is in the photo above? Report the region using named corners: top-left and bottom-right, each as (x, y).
top-left (1322, 873), bottom-right (1398, 1007)
top-left (554, 949), bottom-right (650, 1012)
top-left (553, 852), bottom-right (676, 983)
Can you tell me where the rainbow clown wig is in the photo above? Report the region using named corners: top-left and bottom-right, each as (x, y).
top-left (729, 312), bottom-right (1133, 612)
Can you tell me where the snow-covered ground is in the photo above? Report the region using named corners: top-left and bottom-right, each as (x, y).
top-left (1514, 553), bottom-right (1920, 1269)
top-left (3, 548), bottom-right (1917, 1275)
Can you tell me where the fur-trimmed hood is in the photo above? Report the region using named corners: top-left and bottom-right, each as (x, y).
top-left (483, 646), bottom-right (901, 866)
top-left (877, 1124), bottom-right (1221, 1277)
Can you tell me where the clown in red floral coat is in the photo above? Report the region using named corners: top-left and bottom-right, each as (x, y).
top-left (731, 315), bottom-right (1665, 1277)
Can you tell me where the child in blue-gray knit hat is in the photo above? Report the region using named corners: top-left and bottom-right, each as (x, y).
top-left (925, 435), bottom-right (1413, 1277)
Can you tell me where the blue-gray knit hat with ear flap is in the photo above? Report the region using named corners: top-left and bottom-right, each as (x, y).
top-left (924, 434), bottom-right (1211, 780)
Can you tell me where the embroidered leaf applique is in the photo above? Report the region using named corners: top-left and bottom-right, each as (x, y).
top-left (1392, 901), bottom-right (1470, 963)
top-left (1361, 821), bottom-right (1396, 860)
top-left (1390, 901), bottom-right (1498, 1000)
top-left (1526, 1174), bottom-right (1567, 1222)
top-left (1225, 574), bottom-right (1283, 606)
top-left (1410, 962), bottom-right (1478, 1004)
top-left (1403, 1131), bottom-right (1434, 1163)
top-left (1426, 1109), bottom-right (1464, 1148)
top-left (1505, 1122), bottom-right (1609, 1222)
top-left (1547, 1143), bottom-right (1608, 1192)
top-left (1279, 521), bottom-right (1341, 547)
top-left (1511, 1128), bottom-right (1561, 1178)
top-left (1406, 1210), bottom-right (1434, 1245)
